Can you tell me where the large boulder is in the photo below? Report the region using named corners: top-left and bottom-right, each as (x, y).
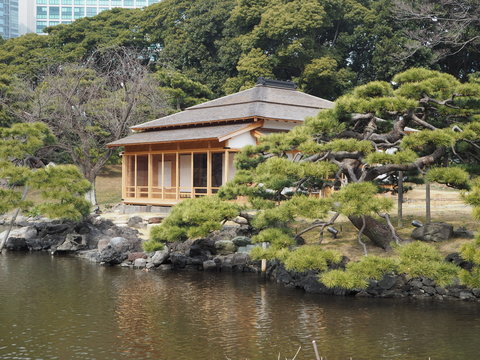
top-left (1, 226), bottom-right (38, 251)
top-left (232, 236), bottom-right (251, 247)
top-left (5, 237), bottom-right (29, 251)
top-left (150, 248), bottom-right (169, 266)
top-left (55, 233), bottom-right (87, 253)
top-left (127, 216), bottom-right (145, 229)
top-left (215, 240), bottom-right (237, 255)
top-left (411, 222), bottom-right (453, 242)
top-left (98, 237), bottom-right (142, 265)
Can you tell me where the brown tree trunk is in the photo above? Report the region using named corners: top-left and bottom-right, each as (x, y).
top-left (348, 215), bottom-right (401, 250)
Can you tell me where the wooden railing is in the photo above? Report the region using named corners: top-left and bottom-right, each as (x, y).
top-left (124, 185), bottom-right (221, 201)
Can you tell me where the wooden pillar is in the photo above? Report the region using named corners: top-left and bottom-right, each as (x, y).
top-left (191, 151), bottom-right (194, 198)
top-left (148, 154), bottom-right (153, 199)
top-left (224, 150), bottom-right (229, 184)
top-left (426, 181), bottom-right (431, 224)
top-left (397, 171), bottom-right (403, 227)
top-left (134, 154), bottom-right (137, 198)
top-left (161, 153), bottom-right (165, 200)
top-left (121, 154), bottom-right (126, 199)
top-left (207, 150), bottom-right (212, 195)
top-left (176, 152), bottom-right (180, 200)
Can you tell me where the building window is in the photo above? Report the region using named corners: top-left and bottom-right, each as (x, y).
top-left (99, 0), bottom-right (109, 5)
top-left (147, 0), bottom-right (157, 5)
top-left (74, 7), bottom-right (85, 18)
top-left (36, 6), bottom-right (48, 19)
top-left (86, 7), bottom-right (97, 16)
top-left (49, 0), bottom-right (60, 4)
top-left (49, 6), bottom-right (60, 19)
top-left (99, 7), bottom-right (109, 12)
top-left (36, 21), bottom-right (47, 33)
top-left (111, 0), bottom-right (121, 6)
top-left (37, 0), bottom-right (48, 4)
top-left (74, 0), bottom-right (85, 4)
top-left (123, 0), bottom-right (133, 5)
top-left (136, 0), bottom-right (146, 5)
top-left (61, 7), bottom-right (72, 19)
top-left (49, 21), bottom-right (60, 26)
top-left (86, 0), bottom-right (97, 4)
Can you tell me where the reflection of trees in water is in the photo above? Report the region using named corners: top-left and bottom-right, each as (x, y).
top-left (111, 271), bottom-right (480, 360)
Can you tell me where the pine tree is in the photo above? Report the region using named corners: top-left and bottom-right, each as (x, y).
top-left (0, 122), bottom-right (91, 253)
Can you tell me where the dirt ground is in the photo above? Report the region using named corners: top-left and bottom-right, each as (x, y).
top-left (305, 183), bottom-right (477, 261)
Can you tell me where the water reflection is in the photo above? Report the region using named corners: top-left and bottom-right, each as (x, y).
top-left (1, 253), bottom-right (480, 360)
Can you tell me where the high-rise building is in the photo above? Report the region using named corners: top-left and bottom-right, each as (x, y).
top-left (12, 0), bottom-right (161, 37)
top-left (0, 0), bottom-right (19, 39)
top-left (34, 0), bottom-right (160, 34)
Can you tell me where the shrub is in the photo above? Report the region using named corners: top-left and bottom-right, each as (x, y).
top-left (283, 245), bottom-right (342, 272)
top-left (252, 228), bottom-right (295, 249)
top-left (397, 242), bottom-right (460, 287)
top-left (249, 246), bottom-right (290, 262)
top-left (145, 196), bottom-right (240, 250)
top-left (320, 255), bottom-right (398, 290)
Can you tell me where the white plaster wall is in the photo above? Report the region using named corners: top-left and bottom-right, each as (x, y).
top-left (227, 131), bottom-right (257, 149)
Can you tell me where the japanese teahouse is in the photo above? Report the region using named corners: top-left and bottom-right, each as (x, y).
top-left (108, 79), bottom-right (334, 206)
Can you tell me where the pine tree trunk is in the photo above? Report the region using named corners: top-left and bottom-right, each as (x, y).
top-left (85, 177), bottom-right (97, 206)
top-left (348, 215), bottom-right (399, 250)
top-left (0, 186), bottom-right (29, 254)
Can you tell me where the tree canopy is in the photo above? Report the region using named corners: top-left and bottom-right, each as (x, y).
top-left (0, 0), bottom-right (478, 100)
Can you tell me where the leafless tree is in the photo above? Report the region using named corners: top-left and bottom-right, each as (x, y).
top-left (20, 47), bottom-right (168, 204)
top-left (393, 0), bottom-right (480, 63)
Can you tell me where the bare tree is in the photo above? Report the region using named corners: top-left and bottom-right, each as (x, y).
top-left (393, 0), bottom-right (480, 67)
top-left (20, 47), bottom-right (168, 204)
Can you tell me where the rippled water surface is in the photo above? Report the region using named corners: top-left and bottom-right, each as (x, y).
top-left (1, 253), bottom-right (480, 359)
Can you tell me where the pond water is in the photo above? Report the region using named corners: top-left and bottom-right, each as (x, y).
top-left (0, 252), bottom-right (479, 360)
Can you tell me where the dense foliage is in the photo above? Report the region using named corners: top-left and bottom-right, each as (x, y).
top-left (0, 122), bottom-right (91, 221)
top-left (320, 242), bottom-right (460, 289)
top-left (219, 68), bottom-right (480, 252)
top-left (144, 196), bottom-right (240, 251)
top-left (0, 0), bottom-right (478, 102)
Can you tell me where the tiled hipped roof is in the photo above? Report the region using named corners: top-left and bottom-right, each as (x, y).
top-left (107, 123), bottom-right (253, 147)
top-left (130, 84), bottom-right (334, 131)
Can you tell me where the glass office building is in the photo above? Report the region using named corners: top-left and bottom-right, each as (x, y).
top-left (35, 0), bottom-right (160, 34)
top-left (0, 0), bottom-right (19, 39)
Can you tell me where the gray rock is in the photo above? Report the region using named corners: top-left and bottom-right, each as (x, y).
top-left (459, 291), bottom-right (475, 301)
top-left (5, 237), bottom-right (28, 251)
top-left (411, 222), bottom-right (453, 242)
top-left (378, 275), bottom-right (397, 290)
top-left (215, 240), bottom-right (237, 255)
top-left (151, 248), bottom-right (169, 266)
top-left (203, 260), bottom-right (218, 271)
top-left (453, 227), bottom-right (474, 239)
top-left (55, 233), bottom-right (87, 253)
top-left (146, 262), bottom-right (156, 270)
top-left (134, 258), bottom-right (147, 268)
top-left (127, 216), bottom-right (144, 228)
top-left (232, 236), bottom-right (251, 247)
top-left (97, 237), bottom-right (111, 251)
top-left (99, 246), bottom-right (128, 265)
top-left (472, 288), bottom-right (480, 297)
top-left (233, 216), bottom-right (249, 225)
top-left (158, 264), bottom-right (172, 271)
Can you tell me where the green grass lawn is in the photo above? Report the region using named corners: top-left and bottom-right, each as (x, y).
top-left (96, 165), bottom-right (122, 208)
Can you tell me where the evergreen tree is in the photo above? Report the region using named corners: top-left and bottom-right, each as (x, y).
top-left (218, 68), bottom-right (480, 252)
top-left (0, 122), bottom-right (91, 253)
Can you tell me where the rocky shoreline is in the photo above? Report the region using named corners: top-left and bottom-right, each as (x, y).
top-left (2, 215), bottom-right (480, 303)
